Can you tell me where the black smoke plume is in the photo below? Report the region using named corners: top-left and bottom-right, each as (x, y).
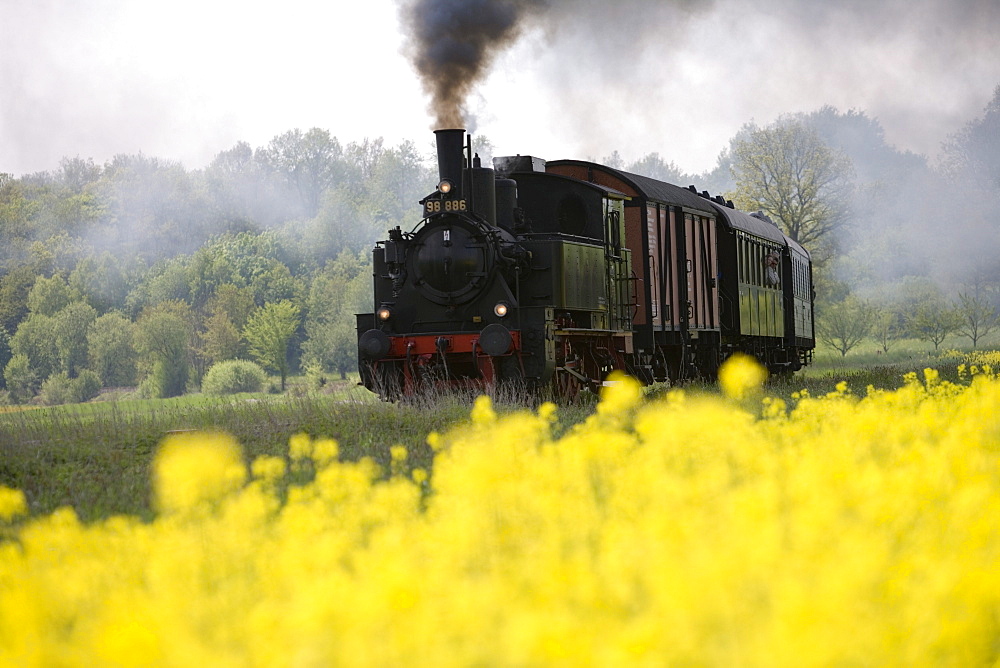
top-left (399, 0), bottom-right (546, 129)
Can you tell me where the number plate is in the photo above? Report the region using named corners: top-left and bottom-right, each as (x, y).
top-left (424, 199), bottom-right (468, 216)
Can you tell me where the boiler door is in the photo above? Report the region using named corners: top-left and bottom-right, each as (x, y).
top-left (411, 217), bottom-right (492, 305)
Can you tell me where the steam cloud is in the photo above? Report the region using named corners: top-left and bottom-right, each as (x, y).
top-left (399, 0), bottom-right (548, 129)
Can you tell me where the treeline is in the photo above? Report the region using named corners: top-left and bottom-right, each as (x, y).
top-left (0, 130), bottom-right (434, 404)
top-left (2, 88), bottom-right (999, 403)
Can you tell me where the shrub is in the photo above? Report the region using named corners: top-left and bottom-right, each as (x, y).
top-left (38, 372), bottom-right (75, 406)
top-left (39, 370), bottom-right (103, 406)
top-left (73, 369), bottom-right (102, 403)
top-left (201, 359), bottom-right (268, 396)
top-left (4, 354), bottom-right (39, 404)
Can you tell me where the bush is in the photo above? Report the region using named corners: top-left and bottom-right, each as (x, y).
top-left (201, 359), bottom-right (268, 396)
top-left (39, 373), bottom-right (75, 406)
top-left (39, 370), bottom-right (103, 406)
top-left (4, 354), bottom-right (39, 404)
top-left (73, 369), bottom-right (102, 403)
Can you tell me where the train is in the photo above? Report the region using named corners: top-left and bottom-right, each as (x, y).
top-left (356, 129), bottom-right (815, 400)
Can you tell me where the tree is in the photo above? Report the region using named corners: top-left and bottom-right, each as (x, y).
top-left (259, 128), bottom-right (345, 217)
top-left (26, 274), bottom-right (78, 316)
top-left (870, 308), bottom-right (905, 355)
top-left (199, 311), bottom-right (243, 368)
top-left (906, 300), bottom-right (962, 352)
top-left (301, 253), bottom-right (371, 382)
top-left (243, 301), bottom-right (301, 391)
top-left (817, 295), bottom-right (874, 357)
top-left (730, 119), bottom-right (854, 258)
top-left (52, 301), bottom-right (97, 377)
top-left (87, 312), bottom-right (138, 386)
top-left (134, 301), bottom-right (195, 398)
top-left (204, 141), bottom-right (282, 228)
top-left (956, 292), bottom-right (999, 349)
top-left (0, 326), bottom-right (10, 389)
top-left (4, 354), bottom-right (39, 404)
top-left (68, 252), bottom-right (134, 313)
top-left (206, 283), bottom-right (257, 330)
top-left (626, 153), bottom-right (689, 184)
top-left (942, 84), bottom-right (1000, 191)
top-left (10, 312), bottom-right (59, 381)
top-left (0, 265), bottom-right (40, 335)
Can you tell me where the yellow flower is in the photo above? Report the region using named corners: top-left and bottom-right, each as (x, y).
top-left (313, 438), bottom-right (340, 466)
top-left (153, 431), bottom-right (246, 513)
top-left (470, 395), bottom-right (496, 424)
top-left (251, 455), bottom-right (287, 482)
top-left (0, 486), bottom-right (26, 521)
top-left (288, 432), bottom-right (313, 461)
top-left (718, 353), bottom-right (768, 400)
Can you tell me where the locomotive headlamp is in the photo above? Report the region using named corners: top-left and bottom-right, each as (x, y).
top-left (437, 179), bottom-right (453, 194)
top-left (377, 306), bottom-right (392, 321)
top-left (494, 302), bottom-right (509, 318)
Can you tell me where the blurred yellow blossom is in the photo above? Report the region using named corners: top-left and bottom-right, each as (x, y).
top-left (153, 431), bottom-right (246, 513)
top-left (0, 486), bottom-right (26, 521)
top-left (718, 352), bottom-right (768, 399)
top-left (2, 363), bottom-right (1000, 666)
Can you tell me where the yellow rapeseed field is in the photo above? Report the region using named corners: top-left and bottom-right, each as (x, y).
top-left (1, 355), bottom-right (999, 666)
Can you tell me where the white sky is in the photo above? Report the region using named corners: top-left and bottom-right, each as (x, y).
top-left (3, 0), bottom-right (1000, 176)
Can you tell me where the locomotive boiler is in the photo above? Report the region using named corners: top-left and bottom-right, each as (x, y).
top-left (356, 129), bottom-right (815, 400)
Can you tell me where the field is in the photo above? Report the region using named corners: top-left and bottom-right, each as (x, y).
top-left (1, 348), bottom-right (999, 664)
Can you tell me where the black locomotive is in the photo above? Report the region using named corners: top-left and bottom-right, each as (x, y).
top-left (357, 129), bottom-right (814, 400)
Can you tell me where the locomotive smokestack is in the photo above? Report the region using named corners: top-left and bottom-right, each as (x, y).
top-left (435, 129), bottom-right (466, 191)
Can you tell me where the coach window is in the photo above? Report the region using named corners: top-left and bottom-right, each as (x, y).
top-left (765, 250), bottom-right (780, 287)
top-left (742, 239), bottom-right (749, 283)
top-left (754, 242), bottom-right (761, 286)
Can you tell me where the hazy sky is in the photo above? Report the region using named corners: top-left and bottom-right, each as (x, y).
top-left (3, 0), bottom-right (999, 177)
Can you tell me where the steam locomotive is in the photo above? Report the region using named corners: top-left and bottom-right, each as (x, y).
top-left (356, 129), bottom-right (814, 400)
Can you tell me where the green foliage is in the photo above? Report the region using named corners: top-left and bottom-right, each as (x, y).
top-left (207, 283), bottom-right (257, 329)
top-left (201, 359), bottom-right (268, 395)
top-left (199, 312), bottom-right (243, 367)
top-left (87, 312), bottom-right (138, 386)
top-left (27, 274), bottom-right (79, 316)
top-left (4, 354), bottom-right (39, 404)
top-left (0, 265), bottom-right (40, 335)
top-left (187, 230), bottom-right (303, 308)
top-left (68, 252), bottom-right (134, 313)
top-left (10, 312), bottom-right (58, 381)
top-left (0, 326), bottom-right (10, 390)
top-left (74, 369), bottom-right (102, 402)
top-left (38, 370), bottom-right (102, 406)
top-left (301, 252), bottom-right (372, 381)
top-left (134, 301), bottom-right (195, 398)
top-left (626, 152), bottom-right (690, 183)
top-left (126, 257), bottom-right (192, 314)
top-left (243, 300), bottom-right (301, 391)
top-left (52, 301), bottom-right (97, 376)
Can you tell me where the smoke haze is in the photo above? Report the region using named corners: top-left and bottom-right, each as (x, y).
top-left (399, 0), bottom-right (546, 129)
top-left (2, 0), bottom-right (999, 176)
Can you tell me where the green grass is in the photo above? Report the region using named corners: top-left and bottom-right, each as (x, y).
top-left (0, 378), bottom-right (593, 523)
